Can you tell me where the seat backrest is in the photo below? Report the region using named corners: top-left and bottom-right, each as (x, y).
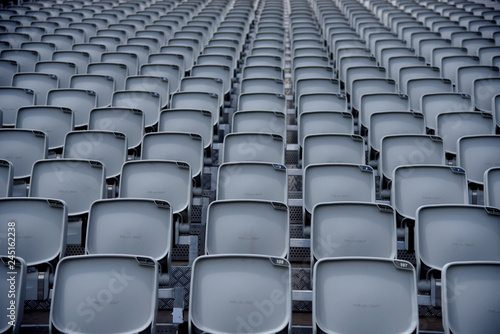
top-left (0, 87), bottom-right (35, 127)
top-left (0, 198), bottom-right (67, 267)
top-left (119, 160), bottom-right (191, 217)
top-left (16, 106), bottom-right (73, 151)
top-left (52, 50), bottom-right (90, 74)
top-left (190, 64), bottom-right (231, 95)
top-left (421, 93), bottom-right (473, 131)
top-left (436, 111), bottom-right (494, 155)
top-left (47, 88), bottom-right (97, 128)
top-left (189, 254), bottom-right (291, 334)
top-left (87, 62), bottom-right (128, 91)
top-left (473, 77), bottom-right (500, 113)
top-left (392, 165), bottom-right (468, 220)
top-left (50, 255), bottom-right (158, 333)
top-left (30, 159), bottom-right (106, 216)
top-left (217, 162), bottom-right (287, 203)
top-left (35, 61), bottom-right (77, 89)
top-left (457, 135), bottom-right (500, 185)
top-left (125, 75), bottom-right (169, 108)
top-left (170, 91), bottom-right (219, 126)
top-left (240, 77), bottom-right (284, 95)
top-left (298, 92), bottom-right (347, 116)
top-left (416, 204), bottom-right (500, 278)
top-left (442, 261), bottom-right (500, 334)
top-left (303, 134), bottom-right (364, 168)
top-left (140, 63), bottom-right (181, 94)
top-left (86, 198), bottom-right (172, 263)
top-left (311, 202), bottom-right (397, 262)
top-left (238, 92), bottom-right (286, 113)
top-left (485, 167), bottom-right (500, 208)
top-left (313, 257), bottom-right (418, 334)
top-left (352, 78), bottom-right (396, 111)
top-left (359, 92), bottom-right (409, 129)
top-left (70, 74), bottom-right (115, 107)
top-left (0, 129), bottom-right (48, 179)
top-left (142, 132), bottom-right (204, 179)
top-left (298, 111), bottom-right (353, 148)
top-left (112, 90), bottom-right (161, 129)
top-left (206, 200), bottom-right (289, 257)
top-left (232, 110), bottom-right (287, 139)
top-left (222, 132), bottom-right (285, 165)
top-left (12, 72), bottom-right (58, 105)
top-left (0, 256), bottom-right (26, 334)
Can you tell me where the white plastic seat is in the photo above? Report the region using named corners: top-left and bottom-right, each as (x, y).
top-left (442, 261), bottom-right (500, 334)
top-left (238, 92), bottom-right (286, 114)
top-left (303, 134), bottom-right (365, 168)
top-left (436, 111), bottom-right (494, 156)
top-left (158, 109), bottom-right (213, 150)
top-left (0, 87), bottom-right (35, 127)
top-left (70, 74), bottom-right (115, 107)
top-left (112, 90), bottom-right (161, 129)
top-left (47, 88), bottom-right (97, 129)
top-left (142, 132), bottom-right (203, 179)
top-left (473, 77), bottom-right (500, 113)
top-left (313, 257), bottom-right (418, 334)
top-left (484, 167), bottom-right (500, 208)
top-left (50, 255), bottom-right (158, 334)
top-left (170, 91), bottom-right (219, 126)
top-left (16, 106), bottom-right (73, 152)
top-left (189, 254), bottom-right (291, 334)
top-left (311, 202), bottom-right (397, 263)
top-left (119, 160), bottom-right (191, 221)
top-left (407, 78), bottom-right (454, 112)
top-left (421, 93), bottom-right (473, 131)
top-left (0, 256), bottom-right (26, 334)
top-left (206, 200), bottom-right (289, 257)
top-left (216, 162), bottom-right (287, 203)
top-left (86, 198), bottom-right (172, 269)
top-left (0, 160), bottom-right (13, 197)
top-left (392, 165), bottom-right (468, 221)
top-left (222, 132), bottom-right (285, 165)
top-left (30, 159), bottom-right (106, 217)
top-left (457, 135), bottom-right (500, 185)
top-left (52, 50), bottom-right (90, 74)
top-left (63, 130), bottom-right (127, 180)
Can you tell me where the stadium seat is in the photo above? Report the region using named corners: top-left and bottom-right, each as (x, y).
top-left (47, 88), bottom-right (97, 129)
top-left (457, 135), bottom-right (500, 185)
top-left (112, 90), bottom-right (161, 129)
top-left (12, 72), bottom-right (58, 105)
top-left (70, 74), bottom-right (115, 107)
top-left (0, 87), bottom-right (35, 127)
top-left (52, 50), bottom-right (90, 74)
top-left (158, 109), bottom-right (213, 150)
top-left (0, 160), bottom-right (13, 197)
top-left (484, 167), bottom-right (500, 208)
top-left (170, 91), bottom-right (219, 126)
top-left (0, 256), bottom-right (26, 334)
top-left (421, 93), bottom-right (473, 131)
top-left (87, 62), bottom-right (128, 91)
top-left (205, 200), bottom-right (289, 257)
top-left (473, 77), bottom-right (500, 113)
top-left (222, 132), bottom-right (285, 165)
top-left (35, 61), bottom-right (77, 89)
top-left (303, 133), bottom-right (365, 167)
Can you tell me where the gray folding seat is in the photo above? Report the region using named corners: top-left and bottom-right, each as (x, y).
top-left (205, 200), bottom-right (289, 257)
top-left (127, 36), bottom-right (159, 54)
top-left (457, 135), bottom-right (500, 186)
top-left (456, 65), bottom-right (499, 97)
top-left (392, 165), bottom-right (468, 222)
top-left (180, 76), bottom-right (224, 108)
top-left (16, 106), bottom-right (73, 153)
top-left (63, 130), bottom-right (127, 183)
top-left (112, 90), bottom-right (160, 129)
top-left (303, 134), bottom-right (364, 168)
top-left (241, 65), bottom-right (283, 81)
top-left (484, 167), bottom-right (500, 208)
top-left (478, 46), bottom-right (500, 66)
top-left (380, 49), bottom-right (416, 73)
top-left (473, 77), bottom-right (500, 113)
top-left (441, 261), bottom-right (500, 334)
top-left (148, 52), bottom-right (185, 75)
top-left (380, 134), bottom-right (445, 186)
top-left (251, 46), bottom-right (285, 59)
top-left (298, 93), bottom-right (347, 118)
top-left (170, 91), bottom-right (219, 126)
top-left (52, 50), bottom-right (90, 74)
top-left (0, 160), bottom-right (13, 197)
top-left (338, 56), bottom-right (377, 84)
top-left (311, 202), bottom-right (397, 264)
top-left (217, 162), bottom-right (287, 203)
top-left (313, 257), bottom-right (418, 334)
top-left (45, 17), bottom-right (72, 29)
top-left (0, 197), bottom-right (67, 299)
top-left (47, 88), bottom-right (97, 129)
top-left (87, 62), bottom-right (127, 91)
top-left (421, 93), bottom-right (472, 132)
top-left (14, 26), bottom-right (46, 42)
top-left (91, 34), bottom-right (124, 51)
top-left (136, 29), bottom-right (168, 45)
top-left (189, 254), bottom-right (291, 334)
top-left (386, 56), bottom-right (426, 82)
top-left (50, 255), bottom-right (158, 333)
top-left (70, 74), bottom-right (115, 107)
top-left (119, 160), bottom-right (191, 224)
top-left (12, 72), bottom-right (58, 105)
top-left (374, 39), bottom-right (408, 64)
top-left (20, 41), bottom-right (56, 61)
top-left (415, 204), bottom-right (500, 302)
top-left (352, 78), bottom-right (397, 112)
top-left (303, 163), bottom-right (375, 233)
top-left (293, 66), bottom-right (334, 90)
top-left (407, 78), bottom-right (454, 112)
top-left (142, 132), bottom-right (203, 180)
top-left (0, 32), bottom-right (30, 48)
top-left (161, 44), bottom-right (195, 70)
top-left (232, 110), bottom-right (286, 140)
top-left (0, 256), bottom-right (26, 333)
top-left (196, 54), bottom-right (235, 74)
top-left (0, 87), bottom-right (35, 127)
top-left (101, 51), bottom-right (139, 76)
top-left (71, 43), bottom-right (105, 63)
top-left (86, 198), bottom-right (172, 278)
top-left (441, 55), bottom-right (480, 86)
top-left (159, 109), bottom-right (213, 150)
top-left (0, 59), bottom-right (17, 86)
top-left (346, 66), bottom-right (387, 97)
top-left (398, 66), bottom-right (441, 95)
top-left (0, 19), bottom-right (21, 33)
top-left (0, 49), bottom-right (39, 72)
top-left (436, 111), bottom-right (494, 156)
top-left (298, 111), bottom-right (354, 149)
top-left (238, 92), bottom-right (286, 114)
top-left (69, 22), bottom-right (98, 40)
top-left (222, 132), bottom-right (285, 165)
top-left (125, 75), bottom-right (169, 109)
top-left (245, 55), bottom-right (282, 68)
top-left (295, 78), bottom-right (339, 106)
top-left (41, 34), bottom-right (76, 51)
top-left (34, 61), bottom-right (76, 89)
top-left (140, 63), bottom-right (181, 94)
